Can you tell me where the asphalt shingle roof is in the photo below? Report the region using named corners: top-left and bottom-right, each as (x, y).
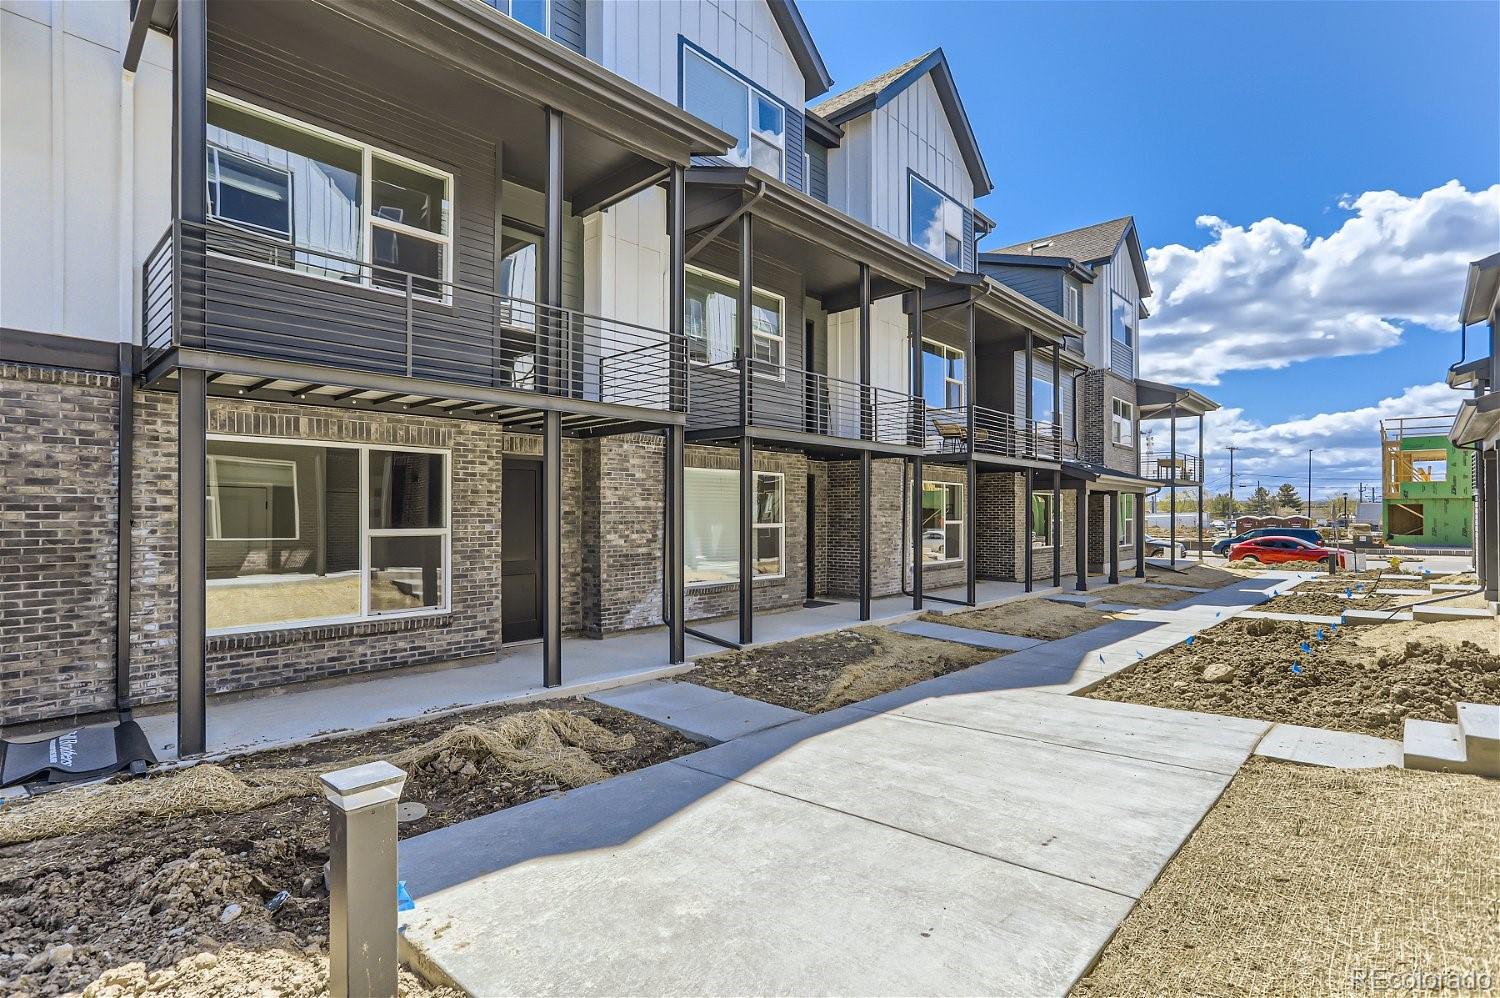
top-left (809, 51), bottom-right (933, 120)
top-left (990, 216), bottom-right (1134, 264)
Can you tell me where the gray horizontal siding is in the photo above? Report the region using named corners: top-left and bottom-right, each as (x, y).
top-left (1110, 338), bottom-right (1134, 379)
top-left (807, 143), bottom-right (828, 202)
top-left (551, 0), bottom-right (585, 54)
top-left (982, 263), bottom-right (1064, 315)
top-left (784, 108), bottom-right (805, 192)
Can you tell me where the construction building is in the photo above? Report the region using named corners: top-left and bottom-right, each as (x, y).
top-left (1380, 416), bottom-right (1474, 548)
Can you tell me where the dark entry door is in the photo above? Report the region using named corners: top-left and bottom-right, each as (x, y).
top-left (502, 461), bottom-right (542, 642)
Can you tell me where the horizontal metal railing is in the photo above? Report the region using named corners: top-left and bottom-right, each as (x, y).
top-left (687, 358), bottom-right (924, 447)
top-left (1140, 450), bottom-right (1203, 482)
top-left (924, 404), bottom-right (1067, 461)
top-left (142, 220), bottom-right (687, 413)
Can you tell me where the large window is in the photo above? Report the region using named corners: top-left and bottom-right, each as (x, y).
top-left (684, 266), bottom-right (784, 370)
top-left (922, 340), bottom-right (965, 408)
top-left (1119, 493), bottom-right (1137, 545)
top-left (922, 481), bottom-right (963, 564)
top-left (683, 47), bottom-right (785, 180)
top-left (1110, 291), bottom-right (1135, 346)
top-left (1111, 397), bottom-right (1135, 446)
top-left (205, 438), bottom-right (449, 633)
top-left (909, 174), bottom-right (963, 267)
top-left (206, 93), bottom-right (453, 297)
top-left (1031, 374), bottom-right (1055, 425)
top-left (1032, 493), bottom-right (1054, 547)
top-left (684, 469), bottom-right (785, 585)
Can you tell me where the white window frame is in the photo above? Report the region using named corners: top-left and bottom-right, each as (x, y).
top-left (206, 91), bottom-right (456, 302)
top-left (1119, 493), bottom-right (1137, 546)
top-left (207, 146), bottom-right (294, 241)
top-left (921, 338), bottom-right (965, 408)
top-left (922, 480), bottom-right (964, 565)
top-left (1031, 491), bottom-right (1054, 547)
top-left (909, 174), bottom-right (964, 267)
top-left (1111, 397), bottom-right (1135, 447)
top-left (1110, 290), bottom-right (1135, 346)
top-left (1031, 373), bottom-right (1057, 425)
top-left (206, 454), bottom-right (301, 542)
top-left (685, 264), bottom-right (785, 379)
top-left (682, 47), bottom-right (785, 181)
top-left (684, 468), bottom-right (785, 587)
top-left (205, 435), bottom-right (451, 636)
top-left (1065, 283), bottom-right (1082, 324)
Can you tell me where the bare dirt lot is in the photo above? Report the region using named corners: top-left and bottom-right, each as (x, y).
top-left (1090, 583), bottom-right (1188, 608)
top-left (925, 598), bottom-right (1114, 640)
top-left (1141, 564), bottom-right (1244, 589)
top-left (0, 701), bottom-right (696, 996)
top-left (684, 627), bottom-right (996, 713)
top-left (1074, 759), bottom-right (1500, 998)
top-left (1082, 615), bottom-right (1500, 738)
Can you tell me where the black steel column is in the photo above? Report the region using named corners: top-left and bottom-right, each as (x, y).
top-left (543, 108), bottom-right (565, 394)
top-left (665, 425), bottom-right (685, 663)
top-left (542, 410), bottom-right (562, 686)
top-left (1023, 470), bottom-right (1033, 592)
top-left (964, 301), bottom-right (976, 606)
top-left (860, 450), bottom-right (873, 620)
top-left (911, 456), bottom-right (924, 608)
top-left (177, 369), bottom-right (207, 756)
top-left (1051, 469), bottom-right (1062, 588)
top-left (1023, 329), bottom-right (1034, 454)
top-left (859, 264), bottom-right (872, 439)
top-left (909, 294), bottom-right (924, 609)
top-left (1108, 491), bottom-right (1121, 584)
top-left (1487, 448), bottom-right (1499, 602)
top-left (1168, 402), bottom-right (1178, 568)
top-left (1197, 414), bottom-right (1206, 562)
top-left (739, 213), bottom-right (754, 425)
top-left (1075, 482), bottom-right (1089, 591)
top-left (739, 435), bottom-right (754, 643)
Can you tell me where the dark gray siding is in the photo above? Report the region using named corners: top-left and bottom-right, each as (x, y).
top-left (551, 0), bottom-right (585, 54)
top-left (962, 208), bottom-right (975, 272)
top-left (784, 108), bottom-right (805, 192)
top-left (1110, 338), bottom-right (1133, 379)
top-left (981, 263), bottom-right (1064, 316)
top-left (807, 143), bottom-right (828, 202)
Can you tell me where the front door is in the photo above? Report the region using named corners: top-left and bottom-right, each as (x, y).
top-left (501, 460), bottom-right (542, 642)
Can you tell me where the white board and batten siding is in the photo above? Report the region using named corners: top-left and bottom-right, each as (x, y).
top-left (1081, 239), bottom-right (1142, 380)
top-left (1, 0), bottom-right (172, 346)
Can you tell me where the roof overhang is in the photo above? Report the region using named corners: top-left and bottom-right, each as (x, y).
top-left (804, 109), bottom-right (844, 148)
top-left (1135, 379), bottom-right (1220, 418)
top-left (1448, 356), bottom-right (1491, 390)
top-left (979, 252), bottom-right (1096, 284)
top-left (1452, 395), bottom-right (1500, 447)
top-left (1460, 252), bottom-right (1500, 326)
top-left (1056, 460), bottom-right (1156, 491)
top-left (767, 0), bottom-right (834, 100)
top-left (920, 274), bottom-right (1082, 349)
top-left (685, 167), bottom-right (952, 304)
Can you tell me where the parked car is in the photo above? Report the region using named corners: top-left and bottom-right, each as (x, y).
top-left (1228, 536), bottom-right (1346, 567)
top-left (1144, 538), bottom-right (1188, 559)
top-left (1211, 526), bottom-right (1324, 556)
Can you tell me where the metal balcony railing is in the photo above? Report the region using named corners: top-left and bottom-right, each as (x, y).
top-left (142, 220), bottom-right (687, 412)
top-left (687, 358), bottom-right (924, 447)
top-left (924, 404), bottom-right (1067, 461)
top-left (1140, 450), bottom-right (1203, 482)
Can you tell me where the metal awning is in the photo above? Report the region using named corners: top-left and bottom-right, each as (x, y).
top-left (1452, 394), bottom-right (1500, 447)
top-left (1135, 378), bottom-right (1220, 419)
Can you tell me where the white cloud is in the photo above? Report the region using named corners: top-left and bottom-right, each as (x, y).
top-left (1140, 181), bottom-right (1500, 385)
top-left (1186, 381), bottom-right (1464, 499)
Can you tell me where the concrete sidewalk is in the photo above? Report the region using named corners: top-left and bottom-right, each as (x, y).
top-left (398, 577), bottom-right (1283, 996)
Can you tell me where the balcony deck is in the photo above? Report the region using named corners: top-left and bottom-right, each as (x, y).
top-left (923, 404), bottom-right (1070, 466)
top-left (1139, 450), bottom-right (1203, 485)
top-left (142, 222), bottom-right (687, 432)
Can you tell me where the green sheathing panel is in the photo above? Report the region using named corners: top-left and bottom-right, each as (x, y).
top-left (1382, 435), bottom-right (1474, 546)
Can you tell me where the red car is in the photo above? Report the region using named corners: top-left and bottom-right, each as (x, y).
top-left (1229, 535), bottom-right (1346, 567)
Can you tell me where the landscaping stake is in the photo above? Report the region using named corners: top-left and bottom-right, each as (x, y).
top-left (319, 761), bottom-right (408, 998)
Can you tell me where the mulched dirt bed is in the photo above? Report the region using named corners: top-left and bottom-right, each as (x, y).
top-left (1074, 759), bottom-right (1500, 997)
top-left (925, 598), bottom-right (1113, 640)
top-left (683, 627), bottom-right (996, 714)
top-left (1082, 615), bottom-right (1500, 738)
top-left (0, 700), bottom-right (696, 997)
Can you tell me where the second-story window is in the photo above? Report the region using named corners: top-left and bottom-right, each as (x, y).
top-left (206, 94), bottom-right (453, 299)
top-left (1065, 284), bottom-right (1082, 325)
top-left (1111, 397), bottom-right (1135, 446)
top-left (909, 175), bottom-right (963, 267)
top-left (1031, 374), bottom-right (1055, 425)
top-left (921, 340), bottom-right (964, 409)
top-left (1111, 291), bottom-right (1135, 346)
top-left (684, 267), bottom-right (784, 371)
top-left (683, 48), bottom-right (784, 181)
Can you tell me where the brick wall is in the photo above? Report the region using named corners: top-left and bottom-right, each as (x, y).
top-left (973, 471), bottom-right (1079, 585)
top-left (1081, 369), bottom-right (1139, 475)
top-left (1086, 490), bottom-right (1136, 573)
top-left (0, 364), bottom-right (121, 726)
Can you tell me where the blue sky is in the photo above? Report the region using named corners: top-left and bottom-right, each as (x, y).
top-left (802, 0), bottom-right (1500, 498)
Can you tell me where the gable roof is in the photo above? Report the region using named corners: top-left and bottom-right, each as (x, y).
top-left (809, 49), bottom-right (992, 196)
top-left (985, 216), bottom-right (1152, 298)
top-left (767, 0), bottom-right (834, 100)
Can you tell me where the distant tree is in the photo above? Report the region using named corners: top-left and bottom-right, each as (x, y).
top-left (1248, 486), bottom-right (1273, 515)
top-left (1275, 483), bottom-right (1304, 512)
top-left (1209, 492), bottom-right (1238, 519)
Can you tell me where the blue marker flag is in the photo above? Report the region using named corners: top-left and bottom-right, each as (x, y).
top-left (1315, 628), bottom-right (1324, 641)
top-left (398, 880), bottom-right (415, 912)
top-left (1299, 641), bottom-right (1312, 654)
top-left (1185, 635), bottom-right (1195, 647)
top-left (1290, 662), bottom-right (1303, 675)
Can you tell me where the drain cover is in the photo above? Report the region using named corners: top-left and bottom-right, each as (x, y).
top-left (397, 802), bottom-right (429, 823)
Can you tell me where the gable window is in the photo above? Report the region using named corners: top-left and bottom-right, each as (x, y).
top-left (1110, 291), bottom-right (1135, 346)
top-left (684, 469), bottom-right (784, 585)
top-left (921, 340), bottom-right (965, 408)
top-left (921, 481), bottom-right (963, 563)
top-left (206, 93), bottom-right (453, 298)
top-left (205, 438), bottom-right (449, 634)
top-left (683, 47), bottom-right (785, 181)
top-left (909, 174), bottom-right (963, 267)
top-left (1111, 397), bottom-right (1135, 446)
top-left (684, 266), bottom-right (784, 371)
top-left (1031, 493), bottom-right (1053, 547)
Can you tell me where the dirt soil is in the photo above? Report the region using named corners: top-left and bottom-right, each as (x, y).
top-left (1349, 617), bottom-right (1500, 658)
top-left (1250, 570), bottom-right (1398, 616)
top-left (926, 598), bottom-right (1113, 640)
top-left (1082, 615), bottom-right (1500, 738)
top-left (1091, 584), bottom-right (1188, 608)
top-left (1074, 759), bottom-right (1500, 998)
top-left (684, 627), bottom-right (996, 713)
top-left (1142, 564), bottom-right (1244, 589)
top-left (1227, 557), bottom-right (1339, 573)
top-left (0, 701), bottom-right (697, 997)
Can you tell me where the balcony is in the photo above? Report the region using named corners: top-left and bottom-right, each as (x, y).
top-left (687, 358), bottom-right (924, 449)
top-left (923, 405), bottom-right (1069, 462)
top-left (143, 221), bottom-right (687, 419)
top-left (1140, 450), bottom-right (1203, 484)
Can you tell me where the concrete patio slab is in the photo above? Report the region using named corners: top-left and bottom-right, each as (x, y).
top-left (399, 760), bottom-right (1135, 998)
top-left (1254, 724), bottom-right (1402, 769)
top-left (889, 619), bottom-right (1043, 651)
top-left (587, 680), bottom-right (804, 744)
top-left (1412, 605), bottom-right (1496, 622)
top-left (1045, 592), bottom-right (1102, 607)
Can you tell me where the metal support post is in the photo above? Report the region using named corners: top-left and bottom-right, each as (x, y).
top-left (1197, 414), bottom-right (1205, 562)
top-left (177, 368), bottom-right (207, 757)
top-left (1108, 491), bottom-right (1120, 584)
top-left (860, 450), bottom-right (873, 620)
top-left (1168, 402), bottom-right (1178, 568)
top-left (911, 456), bottom-right (924, 609)
top-left (1135, 493), bottom-right (1147, 578)
top-left (739, 435), bottom-right (754, 643)
top-left (965, 457), bottom-right (977, 605)
top-left (1023, 469), bottom-right (1033, 591)
top-left (666, 424), bottom-right (685, 663)
top-left (543, 108), bottom-right (565, 394)
top-left (1051, 469), bottom-right (1062, 588)
top-left (542, 410), bottom-right (562, 687)
top-left (1075, 483), bottom-right (1089, 591)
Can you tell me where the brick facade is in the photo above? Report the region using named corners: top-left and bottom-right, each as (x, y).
top-left (1081, 369), bottom-right (1140, 475)
top-left (0, 364), bottom-right (122, 726)
top-left (973, 471), bottom-right (1080, 584)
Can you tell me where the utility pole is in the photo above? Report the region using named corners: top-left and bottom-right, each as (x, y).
top-left (1307, 449), bottom-right (1314, 522)
top-left (1227, 446), bottom-right (1238, 511)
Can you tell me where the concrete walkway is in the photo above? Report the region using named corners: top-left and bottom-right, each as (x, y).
top-left (398, 576), bottom-right (1286, 996)
top-left (587, 680), bottom-right (805, 745)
